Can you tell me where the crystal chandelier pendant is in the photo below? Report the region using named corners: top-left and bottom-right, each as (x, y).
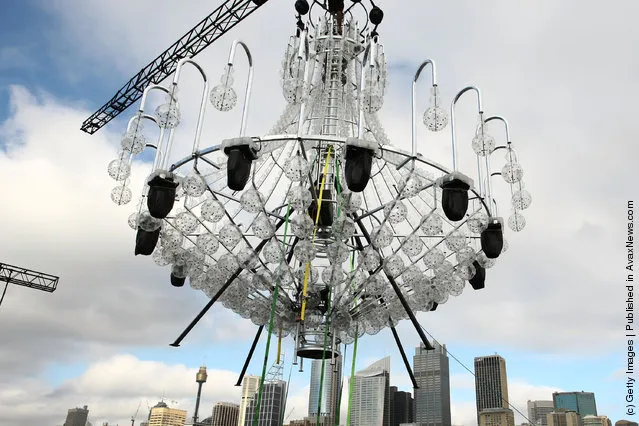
top-left (108, 1), bottom-right (532, 359)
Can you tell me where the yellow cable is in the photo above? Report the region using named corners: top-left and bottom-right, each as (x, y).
top-left (300, 145), bottom-right (333, 321)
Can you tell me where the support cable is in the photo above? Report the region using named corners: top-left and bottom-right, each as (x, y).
top-left (417, 324), bottom-right (534, 424)
top-left (253, 204), bottom-right (291, 426)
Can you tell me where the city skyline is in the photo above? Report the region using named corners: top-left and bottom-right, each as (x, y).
top-left (52, 352), bottom-right (613, 426)
top-left (0, 0), bottom-right (631, 425)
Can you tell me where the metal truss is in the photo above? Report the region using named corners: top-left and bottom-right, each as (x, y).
top-left (0, 263), bottom-right (59, 293)
top-left (80, 0), bottom-right (270, 135)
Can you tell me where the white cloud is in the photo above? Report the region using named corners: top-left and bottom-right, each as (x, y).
top-left (0, 85), bottom-right (257, 382)
top-left (0, 354), bottom-right (241, 425)
top-left (1, 0), bottom-right (637, 423)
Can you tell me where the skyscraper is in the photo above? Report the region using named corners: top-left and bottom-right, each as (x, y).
top-left (349, 356), bottom-right (391, 426)
top-left (583, 415), bottom-right (612, 426)
top-left (238, 375), bottom-right (260, 426)
top-left (553, 392), bottom-right (598, 417)
top-left (474, 355), bottom-right (512, 426)
top-left (479, 408), bottom-right (515, 426)
top-left (148, 401), bottom-right (187, 426)
top-left (389, 386), bottom-right (414, 426)
top-left (308, 355), bottom-right (343, 425)
top-left (212, 402), bottom-right (239, 426)
top-left (64, 405), bottom-right (89, 426)
top-left (547, 410), bottom-right (580, 426)
top-left (243, 381), bottom-right (287, 426)
top-left (413, 341), bottom-right (451, 426)
top-left (528, 400), bottom-right (554, 426)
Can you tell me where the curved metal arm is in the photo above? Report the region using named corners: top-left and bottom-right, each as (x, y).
top-left (123, 113), bottom-right (163, 168)
top-left (450, 85), bottom-right (483, 171)
top-left (227, 40), bottom-right (254, 137)
top-left (483, 175), bottom-right (501, 217)
top-left (173, 58), bottom-right (210, 155)
top-left (484, 115), bottom-right (511, 144)
top-left (138, 85), bottom-right (174, 171)
top-left (411, 59), bottom-right (437, 156)
top-left (138, 84), bottom-right (172, 114)
top-left (125, 112), bottom-right (157, 133)
top-left (357, 35), bottom-right (379, 138)
top-left (484, 115), bottom-right (516, 217)
top-left (296, 30), bottom-right (311, 138)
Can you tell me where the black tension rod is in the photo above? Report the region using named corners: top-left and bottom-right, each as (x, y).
top-left (170, 269), bottom-right (242, 347)
top-left (352, 215), bottom-right (435, 350)
top-left (235, 325), bottom-right (264, 386)
top-left (170, 218), bottom-right (285, 347)
top-left (389, 319), bottom-right (419, 389)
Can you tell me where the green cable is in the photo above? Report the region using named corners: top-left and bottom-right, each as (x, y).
top-left (345, 242), bottom-right (360, 426)
top-left (252, 204), bottom-right (291, 426)
top-left (316, 288), bottom-right (332, 426)
top-left (334, 342), bottom-right (346, 426)
top-left (315, 154), bottom-right (345, 426)
top-left (334, 157), bottom-right (362, 426)
top-left (345, 327), bottom-right (359, 426)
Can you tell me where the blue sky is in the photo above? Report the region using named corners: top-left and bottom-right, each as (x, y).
top-left (0, 1), bottom-right (635, 425)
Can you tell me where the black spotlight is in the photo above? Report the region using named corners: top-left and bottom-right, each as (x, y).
top-left (170, 264), bottom-right (187, 287)
top-left (481, 218), bottom-right (504, 259)
top-left (369, 6), bottom-right (384, 25)
top-left (430, 302), bottom-right (438, 311)
top-left (134, 228), bottom-right (160, 256)
top-left (295, 0), bottom-right (309, 15)
top-left (170, 273), bottom-right (186, 287)
top-left (344, 138), bottom-right (376, 192)
top-left (469, 260), bottom-right (486, 290)
top-left (223, 138), bottom-right (259, 191)
top-left (439, 172), bottom-right (472, 221)
top-left (147, 174), bottom-right (179, 219)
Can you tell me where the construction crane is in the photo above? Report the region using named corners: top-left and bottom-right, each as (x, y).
top-left (0, 263), bottom-right (59, 309)
top-left (131, 401), bottom-right (141, 426)
top-left (80, 0), bottom-right (270, 135)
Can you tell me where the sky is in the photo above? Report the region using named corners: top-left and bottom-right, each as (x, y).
top-left (0, 0), bottom-right (637, 425)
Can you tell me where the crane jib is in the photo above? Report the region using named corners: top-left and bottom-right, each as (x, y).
top-left (80, 0), bottom-right (270, 135)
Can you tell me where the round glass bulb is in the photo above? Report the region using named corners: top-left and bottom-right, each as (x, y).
top-left (423, 106), bottom-right (449, 131)
top-left (210, 84), bottom-right (238, 112)
top-left (111, 185), bottom-right (132, 205)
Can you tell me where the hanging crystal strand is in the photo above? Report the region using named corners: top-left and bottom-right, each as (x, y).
top-left (210, 64), bottom-right (238, 112)
top-left (110, 86), bottom-right (171, 207)
top-left (155, 82), bottom-right (181, 173)
top-left (108, 115), bottom-right (141, 205)
top-left (423, 85), bottom-right (449, 132)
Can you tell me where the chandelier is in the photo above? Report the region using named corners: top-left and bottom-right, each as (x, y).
top-left (106, 0), bottom-right (531, 361)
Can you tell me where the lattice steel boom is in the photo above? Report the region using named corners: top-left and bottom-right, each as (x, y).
top-left (80, 0), bottom-right (270, 135)
top-left (0, 263), bottom-right (59, 293)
